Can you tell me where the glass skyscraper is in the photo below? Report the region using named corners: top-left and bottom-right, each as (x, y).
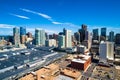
top-left (20, 27), bottom-right (26, 44)
top-left (58, 35), bottom-right (65, 48)
top-left (20, 27), bottom-right (26, 36)
top-left (93, 28), bottom-right (99, 40)
top-left (13, 27), bottom-right (20, 47)
top-left (35, 29), bottom-right (45, 46)
top-left (101, 28), bottom-right (106, 38)
top-left (109, 31), bottom-right (114, 42)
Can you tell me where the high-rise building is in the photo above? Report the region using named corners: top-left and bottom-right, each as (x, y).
top-left (13, 27), bottom-right (20, 47)
top-left (26, 32), bottom-right (32, 38)
top-left (40, 30), bottom-right (46, 46)
top-left (115, 34), bottom-right (120, 45)
top-left (79, 24), bottom-right (87, 42)
top-left (99, 41), bottom-right (114, 60)
top-left (84, 31), bottom-right (92, 49)
top-left (93, 29), bottom-right (99, 40)
top-left (74, 32), bottom-right (80, 43)
top-left (58, 35), bottom-right (65, 48)
top-left (20, 27), bottom-right (26, 35)
top-left (35, 29), bottom-right (45, 46)
top-left (45, 33), bottom-right (49, 40)
top-left (49, 34), bottom-right (53, 39)
top-left (35, 29), bottom-right (40, 45)
top-left (53, 33), bottom-right (58, 40)
top-left (65, 29), bottom-right (72, 48)
top-left (101, 28), bottom-right (106, 39)
top-left (109, 31), bottom-right (114, 42)
top-left (20, 27), bottom-right (26, 44)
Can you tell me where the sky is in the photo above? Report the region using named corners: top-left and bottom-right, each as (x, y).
top-left (0, 0), bottom-right (120, 35)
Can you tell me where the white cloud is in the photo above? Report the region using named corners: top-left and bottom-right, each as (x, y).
top-left (20, 8), bottom-right (80, 28)
top-left (0, 24), bottom-right (15, 28)
top-left (52, 21), bottom-right (63, 24)
top-left (20, 8), bottom-right (51, 20)
top-left (10, 13), bottom-right (30, 19)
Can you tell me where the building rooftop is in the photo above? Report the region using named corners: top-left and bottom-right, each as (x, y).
top-left (20, 57), bottom-right (81, 80)
top-left (20, 64), bottom-right (59, 80)
top-left (60, 68), bottom-right (81, 79)
top-left (55, 75), bottom-right (73, 80)
top-left (72, 59), bottom-right (86, 63)
top-left (72, 54), bottom-right (91, 63)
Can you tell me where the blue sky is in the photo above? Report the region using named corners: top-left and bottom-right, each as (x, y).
top-left (0, 0), bottom-right (120, 35)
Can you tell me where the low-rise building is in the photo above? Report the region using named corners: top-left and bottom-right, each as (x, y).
top-left (77, 45), bottom-right (88, 54)
top-left (71, 55), bottom-right (91, 71)
top-left (45, 39), bottom-right (57, 47)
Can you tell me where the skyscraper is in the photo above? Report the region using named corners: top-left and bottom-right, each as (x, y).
top-left (99, 41), bottom-right (114, 60)
top-left (40, 29), bottom-right (46, 46)
top-left (115, 34), bottom-right (120, 45)
top-left (101, 28), bottom-right (107, 39)
top-left (65, 29), bottom-right (72, 48)
top-left (26, 32), bottom-right (32, 38)
top-left (35, 29), bottom-right (46, 46)
top-left (109, 31), bottom-right (114, 42)
top-left (74, 32), bottom-right (80, 43)
top-left (93, 29), bottom-right (99, 40)
top-left (20, 27), bottom-right (26, 35)
top-left (35, 29), bottom-right (40, 45)
top-left (58, 35), bottom-right (65, 48)
top-left (20, 27), bottom-right (26, 44)
top-left (79, 24), bottom-right (87, 42)
top-left (13, 27), bottom-right (20, 47)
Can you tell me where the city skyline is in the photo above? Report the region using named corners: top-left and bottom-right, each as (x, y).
top-left (0, 0), bottom-right (120, 35)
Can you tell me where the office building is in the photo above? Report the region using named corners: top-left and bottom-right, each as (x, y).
top-left (85, 31), bottom-right (90, 41)
top-left (45, 33), bottom-right (49, 40)
top-left (101, 28), bottom-right (107, 40)
top-left (58, 35), bottom-right (65, 48)
top-left (81, 31), bottom-right (92, 49)
top-left (40, 29), bottom-right (46, 46)
top-left (115, 34), bottom-right (120, 45)
top-left (13, 27), bottom-right (20, 47)
top-left (20, 27), bottom-right (26, 44)
top-left (49, 34), bottom-right (53, 39)
top-left (65, 29), bottom-right (72, 48)
top-left (109, 31), bottom-right (114, 42)
top-left (74, 32), bottom-right (80, 43)
top-left (53, 34), bottom-right (58, 40)
top-left (115, 47), bottom-right (120, 55)
top-left (71, 55), bottom-right (91, 71)
top-left (77, 45), bottom-right (87, 54)
top-left (45, 39), bottom-right (57, 47)
top-left (78, 24), bottom-right (87, 42)
top-left (26, 32), bottom-right (32, 38)
top-left (21, 35), bottom-right (26, 44)
top-left (99, 41), bottom-right (114, 60)
top-left (35, 29), bottom-right (46, 46)
top-left (93, 29), bottom-right (99, 40)
top-left (35, 29), bottom-right (40, 45)
top-left (20, 27), bottom-right (26, 35)
top-left (35, 29), bottom-right (45, 46)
